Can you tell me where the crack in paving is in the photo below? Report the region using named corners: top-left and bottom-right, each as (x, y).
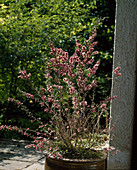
top-left (22, 156), bottom-right (45, 170)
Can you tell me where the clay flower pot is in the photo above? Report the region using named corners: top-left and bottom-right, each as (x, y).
top-left (45, 153), bottom-right (107, 170)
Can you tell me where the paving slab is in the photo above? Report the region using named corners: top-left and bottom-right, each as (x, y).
top-left (22, 158), bottom-right (45, 170)
top-left (0, 159), bottom-right (32, 170)
top-left (0, 138), bottom-right (45, 170)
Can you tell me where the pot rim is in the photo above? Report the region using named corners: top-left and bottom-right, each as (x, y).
top-left (46, 152), bottom-right (107, 163)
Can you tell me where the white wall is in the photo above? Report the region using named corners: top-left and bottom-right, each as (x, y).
top-left (108, 0), bottom-right (137, 169)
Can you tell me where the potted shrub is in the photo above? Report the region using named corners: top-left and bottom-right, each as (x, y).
top-left (0, 30), bottom-right (121, 170)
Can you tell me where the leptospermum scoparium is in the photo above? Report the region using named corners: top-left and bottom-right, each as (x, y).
top-left (0, 30), bottom-right (121, 159)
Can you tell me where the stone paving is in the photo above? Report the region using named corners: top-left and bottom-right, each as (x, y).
top-left (0, 138), bottom-right (45, 170)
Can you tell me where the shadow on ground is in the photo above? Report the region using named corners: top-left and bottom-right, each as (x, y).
top-left (0, 138), bottom-right (45, 170)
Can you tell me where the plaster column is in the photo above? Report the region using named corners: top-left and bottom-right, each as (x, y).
top-left (107, 0), bottom-right (137, 169)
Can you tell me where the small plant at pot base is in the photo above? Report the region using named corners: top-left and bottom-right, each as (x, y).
top-left (0, 30), bottom-right (121, 160)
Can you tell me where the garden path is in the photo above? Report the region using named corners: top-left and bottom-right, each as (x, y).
top-left (0, 138), bottom-right (45, 170)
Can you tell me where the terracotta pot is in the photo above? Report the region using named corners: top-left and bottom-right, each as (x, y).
top-left (45, 155), bottom-right (107, 170)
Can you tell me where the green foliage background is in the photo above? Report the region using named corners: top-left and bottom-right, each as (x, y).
top-left (0, 0), bottom-right (115, 139)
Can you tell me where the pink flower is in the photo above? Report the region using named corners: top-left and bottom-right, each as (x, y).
top-left (92, 80), bottom-right (97, 87)
top-left (60, 155), bottom-right (63, 159)
top-left (92, 51), bottom-right (98, 55)
top-left (42, 95), bottom-right (46, 100)
top-left (116, 66), bottom-right (121, 71)
top-left (112, 95), bottom-right (117, 99)
top-left (50, 52), bottom-right (54, 55)
top-left (77, 128), bottom-right (80, 132)
top-left (47, 98), bottom-right (52, 102)
top-left (44, 108), bottom-right (48, 112)
top-left (69, 86), bottom-right (75, 94)
top-left (63, 78), bottom-right (68, 82)
top-left (65, 108), bottom-right (68, 111)
top-left (113, 70), bottom-right (118, 74)
top-left (53, 155), bottom-right (56, 158)
top-left (114, 151), bottom-right (117, 154)
top-left (82, 101), bottom-right (87, 106)
top-left (53, 148), bottom-right (57, 151)
top-left (87, 73), bottom-right (90, 77)
top-left (104, 148), bottom-right (109, 151)
top-left (116, 150), bottom-right (120, 153)
top-left (117, 73), bottom-right (122, 76)
top-left (110, 146), bottom-right (115, 150)
top-left (101, 103), bottom-right (107, 110)
top-left (113, 66), bottom-right (122, 76)
top-left (8, 98), bottom-right (13, 102)
top-left (82, 46), bottom-right (86, 51)
top-left (111, 128), bottom-right (113, 132)
top-left (88, 58), bottom-right (94, 64)
top-left (17, 101), bottom-right (23, 105)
